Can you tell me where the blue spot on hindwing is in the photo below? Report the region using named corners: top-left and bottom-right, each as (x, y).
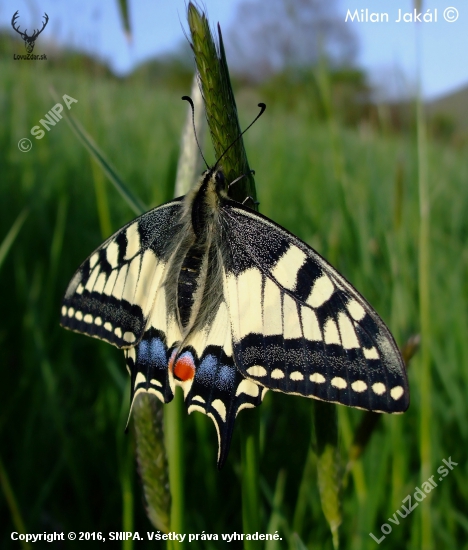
top-left (196, 355), bottom-right (217, 386)
top-left (216, 365), bottom-right (236, 392)
top-left (149, 338), bottom-right (167, 369)
top-left (138, 337), bottom-right (167, 369)
top-left (195, 354), bottom-right (236, 392)
top-left (138, 340), bottom-right (149, 363)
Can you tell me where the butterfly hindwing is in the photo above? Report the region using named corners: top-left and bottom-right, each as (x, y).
top-left (185, 348), bottom-right (265, 469)
top-left (219, 201), bottom-right (409, 413)
top-left (124, 296), bottom-right (265, 468)
top-left (61, 199), bottom-right (184, 348)
top-left (176, 301), bottom-right (266, 468)
top-left (125, 327), bottom-right (175, 407)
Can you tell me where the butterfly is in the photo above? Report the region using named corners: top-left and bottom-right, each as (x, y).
top-left (61, 103), bottom-right (409, 469)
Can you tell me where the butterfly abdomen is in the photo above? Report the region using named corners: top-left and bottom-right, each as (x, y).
top-left (171, 171), bottom-right (226, 335)
top-left (177, 243), bottom-right (205, 328)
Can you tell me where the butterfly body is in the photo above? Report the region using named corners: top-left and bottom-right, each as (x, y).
top-left (61, 166), bottom-right (409, 467)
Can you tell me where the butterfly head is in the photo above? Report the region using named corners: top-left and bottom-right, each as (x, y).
top-left (214, 168), bottom-right (227, 194)
top-left (199, 166), bottom-right (228, 199)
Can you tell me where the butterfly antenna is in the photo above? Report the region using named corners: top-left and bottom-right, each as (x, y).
top-left (182, 95), bottom-right (209, 169)
top-left (214, 102), bottom-right (266, 170)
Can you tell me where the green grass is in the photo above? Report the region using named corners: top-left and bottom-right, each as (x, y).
top-left (1, 53), bottom-right (468, 550)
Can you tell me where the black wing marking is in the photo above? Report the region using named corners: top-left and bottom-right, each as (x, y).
top-left (61, 199), bottom-right (184, 348)
top-left (219, 201), bottom-right (409, 413)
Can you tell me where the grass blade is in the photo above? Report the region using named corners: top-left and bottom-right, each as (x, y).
top-left (187, 3), bottom-right (258, 205)
top-left (0, 209), bottom-right (28, 272)
top-left (313, 401), bottom-right (341, 550)
top-left (0, 455), bottom-right (31, 550)
top-left (265, 470), bottom-right (286, 550)
top-left (414, 2), bottom-right (433, 546)
top-left (90, 157), bottom-right (113, 238)
top-left (133, 394), bottom-right (171, 532)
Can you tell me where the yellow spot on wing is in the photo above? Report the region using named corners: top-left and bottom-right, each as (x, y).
top-left (347, 299), bottom-right (366, 321)
top-left (338, 312), bottom-right (360, 349)
top-left (372, 382), bottom-right (386, 395)
top-left (247, 366), bottom-right (267, 377)
top-left (191, 394), bottom-right (205, 403)
top-left (363, 347), bottom-right (379, 359)
top-left (103, 269), bottom-right (118, 296)
top-left (390, 386), bottom-right (404, 400)
top-left (188, 404), bottom-right (206, 416)
top-left (283, 294), bottom-right (302, 339)
top-left (236, 402), bottom-right (255, 416)
top-left (135, 372), bottom-right (146, 386)
top-left (306, 274), bottom-right (334, 308)
top-left (324, 318), bottom-right (341, 345)
top-left (123, 331), bottom-right (136, 343)
top-left (89, 252), bottom-right (99, 268)
top-left (85, 266), bottom-right (100, 292)
top-left (262, 277), bottom-right (282, 336)
top-left (233, 269), bottom-right (263, 339)
top-left (122, 256), bottom-right (141, 303)
top-left (331, 376), bottom-right (347, 389)
top-left (211, 399), bottom-right (227, 422)
top-left (235, 379), bottom-right (260, 398)
top-left (112, 265), bottom-right (128, 300)
top-left (301, 307), bottom-right (322, 341)
top-left (351, 380), bottom-right (367, 392)
top-left (133, 251), bottom-right (160, 314)
top-left (106, 241), bottom-right (119, 269)
top-left (271, 369), bottom-right (285, 379)
top-left (271, 246), bottom-right (307, 290)
top-left (124, 222), bottom-right (141, 260)
top-left (94, 272), bottom-right (107, 294)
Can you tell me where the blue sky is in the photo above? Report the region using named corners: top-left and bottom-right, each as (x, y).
top-left (2, 0), bottom-right (466, 100)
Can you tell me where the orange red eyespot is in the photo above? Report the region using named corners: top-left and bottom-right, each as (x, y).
top-left (171, 352), bottom-right (196, 381)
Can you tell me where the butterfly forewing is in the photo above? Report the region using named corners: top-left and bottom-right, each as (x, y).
top-left (60, 199), bottom-right (184, 348)
top-left (219, 201), bottom-right (409, 413)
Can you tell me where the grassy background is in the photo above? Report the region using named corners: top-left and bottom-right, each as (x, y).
top-left (1, 45), bottom-right (468, 549)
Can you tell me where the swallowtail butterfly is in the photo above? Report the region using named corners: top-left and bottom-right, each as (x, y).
top-left (61, 106), bottom-right (409, 468)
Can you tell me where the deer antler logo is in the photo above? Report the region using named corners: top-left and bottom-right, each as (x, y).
top-left (11, 11), bottom-right (49, 54)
